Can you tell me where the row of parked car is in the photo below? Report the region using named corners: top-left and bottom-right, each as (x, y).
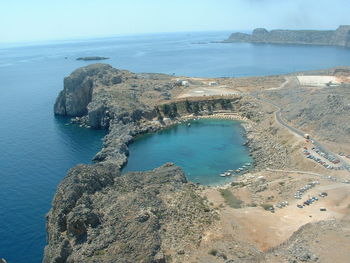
top-left (339, 152), bottom-right (350, 159)
top-left (294, 181), bottom-right (320, 199)
top-left (297, 192), bottom-right (328, 209)
top-left (303, 147), bottom-right (350, 172)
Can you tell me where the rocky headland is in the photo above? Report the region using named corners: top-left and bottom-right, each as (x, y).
top-left (223, 25), bottom-right (350, 47)
top-left (46, 63), bottom-right (350, 262)
top-left (53, 64), bottom-right (285, 169)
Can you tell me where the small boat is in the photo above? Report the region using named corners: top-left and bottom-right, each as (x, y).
top-left (187, 123), bottom-right (191, 127)
top-left (220, 173), bottom-right (226, 177)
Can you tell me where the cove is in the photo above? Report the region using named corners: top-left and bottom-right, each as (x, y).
top-left (123, 119), bottom-right (253, 185)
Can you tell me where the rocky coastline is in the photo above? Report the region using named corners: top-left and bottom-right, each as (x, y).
top-left (223, 25), bottom-right (350, 47)
top-left (45, 64), bottom-right (294, 262)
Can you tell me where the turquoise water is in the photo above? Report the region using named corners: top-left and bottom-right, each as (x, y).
top-left (123, 119), bottom-right (253, 185)
top-left (1, 31), bottom-right (350, 263)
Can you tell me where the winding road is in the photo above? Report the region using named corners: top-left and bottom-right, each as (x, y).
top-left (251, 77), bottom-right (350, 168)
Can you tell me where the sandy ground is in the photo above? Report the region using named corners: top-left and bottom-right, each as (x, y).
top-left (191, 171), bottom-right (350, 262)
top-left (233, 181), bottom-right (349, 249)
top-left (177, 86), bottom-right (240, 98)
top-left (173, 75), bottom-right (285, 99)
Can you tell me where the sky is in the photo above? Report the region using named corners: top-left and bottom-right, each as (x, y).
top-left (0, 0), bottom-right (349, 44)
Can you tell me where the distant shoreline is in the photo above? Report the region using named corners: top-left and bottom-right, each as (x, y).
top-left (223, 26), bottom-right (350, 48)
top-left (76, 56), bottom-right (109, 61)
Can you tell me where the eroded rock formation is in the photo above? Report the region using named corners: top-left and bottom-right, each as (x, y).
top-left (43, 163), bottom-right (215, 263)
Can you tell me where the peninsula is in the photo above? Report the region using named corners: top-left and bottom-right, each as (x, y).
top-left (45, 64), bottom-right (350, 263)
top-left (223, 25), bottom-right (350, 47)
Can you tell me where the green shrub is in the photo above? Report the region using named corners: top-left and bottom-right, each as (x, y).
top-left (208, 248), bottom-right (218, 256)
top-left (219, 189), bottom-right (243, 208)
top-left (261, 203), bottom-right (274, 211)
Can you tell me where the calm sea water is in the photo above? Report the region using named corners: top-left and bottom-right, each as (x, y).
top-left (123, 119), bottom-right (252, 185)
top-left (1, 31), bottom-right (350, 263)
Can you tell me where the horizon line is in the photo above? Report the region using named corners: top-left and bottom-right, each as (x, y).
top-left (0, 29), bottom-right (240, 49)
top-left (1, 24), bottom-right (345, 48)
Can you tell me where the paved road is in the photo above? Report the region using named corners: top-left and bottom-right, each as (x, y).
top-left (251, 77), bottom-right (350, 168)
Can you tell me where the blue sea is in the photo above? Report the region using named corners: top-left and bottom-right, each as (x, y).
top-left (123, 119), bottom-right (253, 185)
top-left (1, 31), bottom-right (350, 263)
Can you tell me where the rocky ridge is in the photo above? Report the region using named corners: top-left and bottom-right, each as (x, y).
top-left (224, 26), bottom-right (350, 47)
top-left (44, 162), bottom-right (216, 263)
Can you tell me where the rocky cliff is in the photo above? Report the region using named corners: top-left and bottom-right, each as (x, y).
top-left (224, 26), bottom-right (350, 47)
top-left (54, 63), bottom-right (178, 128)
top-left (54, 64), bottom-right (109, 117)
top-left (44, 163), bottom-right (214, 263)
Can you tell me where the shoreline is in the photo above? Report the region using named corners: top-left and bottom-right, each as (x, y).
top-left (110, 110), bottom-right (255, 172)
top-left (119, 113), bottom-right (254, 186)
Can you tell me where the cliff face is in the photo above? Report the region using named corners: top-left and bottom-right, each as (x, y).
top-left (43, 163), bottom-right (214, 263)
top-left (155, 97), bottom-right (261, 121)
top-left (54, 63), bottom-right (178, 128)
top-left (224, 26), bottom-right (350, 47)
top-left (332, 25), bottom-right (350, 47)
top-left (54, 64), bottom-right (111, 116)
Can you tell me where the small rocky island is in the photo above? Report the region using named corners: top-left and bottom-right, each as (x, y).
top-left (45, 63), bottom-right (350, 262)
top-left (76, 56), bottom-right (109, 61)
top-left (223, 25), bottom-right (350, 47)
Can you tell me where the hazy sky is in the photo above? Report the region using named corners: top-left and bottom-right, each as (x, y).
top-left (1, 0), bottom-right (349, 43)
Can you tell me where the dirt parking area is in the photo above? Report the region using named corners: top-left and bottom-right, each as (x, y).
top-left (177, 86), bottom-right (240, 98)
top-left (198, 170), bottom-right (350, 256)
